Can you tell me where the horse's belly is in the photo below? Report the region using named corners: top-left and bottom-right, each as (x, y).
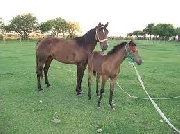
top-left (54, 52), bottom-right (85, 64)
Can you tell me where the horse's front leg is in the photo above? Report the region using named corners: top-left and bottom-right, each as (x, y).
top-left (88, 70), bottom-right (92, 100)
top-left (109, 77), bottom-right (117, 110)
top-left (76, 62), bottom-right (87, 95)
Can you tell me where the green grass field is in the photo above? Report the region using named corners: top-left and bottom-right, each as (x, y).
top-left (0, 40), bottom-right (179, 134)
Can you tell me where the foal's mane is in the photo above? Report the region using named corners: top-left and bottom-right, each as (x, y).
top-left (74, 27), bottom-right (96, 46)
top-left (107, 42), bottom-right (127, 55)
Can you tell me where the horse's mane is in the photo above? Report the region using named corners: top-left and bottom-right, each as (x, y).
top-left (74, 27), bottom-right (96, 46)
top-left (107, 42), bottom-right (127, 55)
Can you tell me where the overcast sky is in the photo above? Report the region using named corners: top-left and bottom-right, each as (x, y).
top-left (0, 0), bottom-right (179, 36)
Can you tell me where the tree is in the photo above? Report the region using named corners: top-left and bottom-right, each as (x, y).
top-left (9, 13), bottom-right (38, 40)
top-left (143, 23), bottom-right (154, 40)
top-left (67, 21), bottom-right (81, 38)
top-left (0, 17), bottom-right (5, 33)
top-left (53, 17), bottom-right (67, 38)
top-left (39, 20), bottom-right (53, 34)
top-left (175, 27), bottom-right (180, 41)
top-left (133, 30), bottom-right (144, 40)
top-left (154, 23), bottom-right (175, 40)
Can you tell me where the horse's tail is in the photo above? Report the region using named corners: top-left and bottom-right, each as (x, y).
top-left (36, 41), bottom-right (43, 79)
top-left (93, 70), bottom-right (96, 76)
top-left (36, 39), bottom-right (41, 46)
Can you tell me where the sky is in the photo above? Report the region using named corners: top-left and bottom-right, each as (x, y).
top-left (0, 0), bottom-right (180, 36)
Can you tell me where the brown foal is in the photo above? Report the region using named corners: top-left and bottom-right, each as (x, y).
top-left (88, 41), bottom-right (142, 109)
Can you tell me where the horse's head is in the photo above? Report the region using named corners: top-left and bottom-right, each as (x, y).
top-left (95, 22), bottom-right (109, 51)
top-left (125, 41), bottom-right (142, 65)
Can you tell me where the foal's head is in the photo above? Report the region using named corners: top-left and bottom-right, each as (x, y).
top-left (125, 41), bottom-right (142, 65)
top-left (95, 22), bottom-right (109, 51)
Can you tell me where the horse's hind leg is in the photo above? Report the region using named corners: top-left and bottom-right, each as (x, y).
top-left (96, 74), bottom-right (100, 97)
top-left (44, 56), bottom-right (53, 88)
top-left (36, 61), bottom-right (44, 92)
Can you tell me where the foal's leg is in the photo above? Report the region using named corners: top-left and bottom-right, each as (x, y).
top-left (76, 62), bottom-right (87, 95)
top-left (98, 75), bottom-right (108, 108)
top-left (96, 74), bottom-right (100, 97)
top-left (109, 77), bottom-right (117, 110)
top-left (43, 57), bottom-right (53, 88)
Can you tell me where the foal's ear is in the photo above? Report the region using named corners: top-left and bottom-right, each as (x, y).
top-left (104, 22), bottom-right (109, 28)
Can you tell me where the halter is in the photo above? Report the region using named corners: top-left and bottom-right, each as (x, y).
top-left (124, 43), bottom-right (140, 62)
top-left (95, 29), bottom-right (108, 43)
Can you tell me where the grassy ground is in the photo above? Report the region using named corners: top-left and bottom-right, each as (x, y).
top-left (0, 40), bottom-right (179, 134)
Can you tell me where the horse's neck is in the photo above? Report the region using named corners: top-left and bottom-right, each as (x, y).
top-left (83, 29), bottom-right (98, 52)
top-left (87, 40), bottom-right (98, 52)
top-left (107, 48), bottom-right (126, 67)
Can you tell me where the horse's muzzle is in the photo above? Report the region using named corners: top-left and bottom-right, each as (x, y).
top-left (100, 43), bottom-right (109, 51)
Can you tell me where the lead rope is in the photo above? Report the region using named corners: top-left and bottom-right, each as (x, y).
top-left (118, 62), bottom-right (180, 133)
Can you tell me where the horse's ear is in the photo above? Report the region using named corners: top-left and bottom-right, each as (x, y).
top-left (104, 22), bottom-right (109, 28)
top-left (98, 22), bottom-right (102, 27)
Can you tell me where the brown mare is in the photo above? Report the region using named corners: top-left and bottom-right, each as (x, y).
top-left (36, 22), bottom-right (109, 95)
top-left (88, 41), bottom-right (142, 109)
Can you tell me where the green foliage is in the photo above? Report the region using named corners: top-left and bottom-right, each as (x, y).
top-left (38, 21), bottom-right (53, 33)
top-left (0, 40), bottom-right (179, 134)
top-left (154, 23), bottom-right (175, 39)
top-left (53, 17), bottom-right (67, 37)
top-left (175, 27), bottom-right (180, 35)
top-left (143, 23), bottom-right (155, 39)
top-left (8, 13), bottom-right (38, 40)
top-left (0, 17), bottom-right (5, 33)
top-left (133, 30), bottom-right (144, 36)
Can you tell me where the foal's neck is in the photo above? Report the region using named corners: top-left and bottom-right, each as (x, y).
top-left (108, 47), bottom-right (126, 66)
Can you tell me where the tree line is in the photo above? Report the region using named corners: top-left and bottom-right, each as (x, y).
top-left (127, 23), bottom-right (180, 40)
top-left (0, 13), bottom-right (81, 40)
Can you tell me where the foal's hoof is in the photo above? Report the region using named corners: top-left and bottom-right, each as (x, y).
top-left (112, 107), bottom-right (115, 110)
top-left (77, 92), bottom-right (83, 97)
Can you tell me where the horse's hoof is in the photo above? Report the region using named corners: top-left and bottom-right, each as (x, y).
top-left (38, 89), bottom-right (44, 93)
top-left (47, 85), bottom-right (51, 88)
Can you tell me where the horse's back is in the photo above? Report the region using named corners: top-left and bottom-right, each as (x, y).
top-left (36, 36), bottom-right (86, 64)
